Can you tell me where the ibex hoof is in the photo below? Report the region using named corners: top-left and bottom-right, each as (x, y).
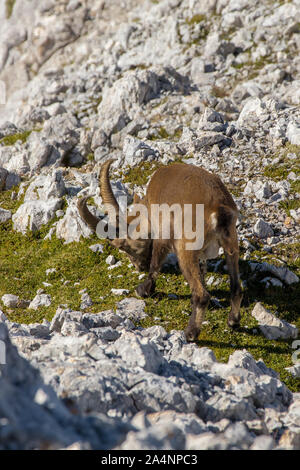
top-left (227, 319), bottom-right (240, 330)
top-left (135, 279), bottom-right (153, 298)
top-left (184, 327), bottom-right (200, 342)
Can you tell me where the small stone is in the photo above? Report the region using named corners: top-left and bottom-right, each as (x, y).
top-left (80, 293), bottom-right (93, 310)
top-left (1, 294), bottom-right (20, 308)
top-left (29, 294), bottom-right (52, 310)
top-left (250, 435), bottom-right (275, 450)
top-left (253, 218), bottom-right (274, 239)
top-left (116, 297), bottom-right (147, 320)
top-left (46, 268), bottom-right (57, 276)
top-left (89, 244), bottom-right (104, 253)
top-left (0, 207), bottom-right (12, 223)
top-left (111, 288), bottom-right (129, 296)
top-left (252, 302), bottom-right (298, 340)
top-left (284, 217), bottom-right (292, 227)
top-left (106, 255), bottom-right (116, 266)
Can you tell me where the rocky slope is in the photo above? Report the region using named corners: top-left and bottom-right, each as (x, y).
top-left (1, 305), bottom-right (300, 450)
top-left (0, 0), bottom-right (299, 450)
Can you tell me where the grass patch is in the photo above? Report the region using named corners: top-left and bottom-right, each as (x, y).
top-left (0, 128), bottom-right (43, 147)
top-left (5, 0), bottom-right (15, 18)
top-left (263, 144), bottom-right (300, 180)
top-left (121, 159), bottom-right (185, 188)
top-left (86, 152), bottom-right (95, 162)
top-left (148, 126), bottom-right (182, 141)
top-left (0, 221), bottom-right (142, 323)
top-left (185, 14), bottom-right (206, 25)
top-left (121, 161), bottom-right (162, 187)
top-left (263, 144), bottom-right (300, 214)
top-left (279, 199), bottom-right (300, 214)
top-left (148, 127), bottom-right (170, 140)
top-left (211, 86), bottom-right (229, 99)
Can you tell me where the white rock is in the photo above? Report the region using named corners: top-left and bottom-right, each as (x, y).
top-left (106, 255), bottom-right (116, 266)
top-left (116, 297), bottom-right (147, 320)
top-left (286, 120), bottom-right (300, 146)
top-left (97, 69), bottom-right (160, 136)
top-left (46, 268), bottom-right (57, 276)
top-left (89, 244), bottom-right (104, 253)
top-left (1, 294), bottom-right (19, 308)
top-left (24, 170), bottom-right (66, 202)
top-left (0, 207), bottom-right (12, 223)
top-left (122, 136), bottom-right (158, 167)
top-left (29, 294), bottom-right (52, 310)
top-left (111, 288), bottom-right (130, 296)
top-left (56, 200), bottom-right (93, 243)
top-left (237, 97), bottom-right (266, 127)
top-left (285, 365), bottom-right (300, 378)
top-left (252, 302), bottom-right (298, 340)
top-left (253, 218), bottom-right (274, 239)
top-left (12, 199), bottom-right (62, 233)
top-left (250, 261), bottom-right (299, 285)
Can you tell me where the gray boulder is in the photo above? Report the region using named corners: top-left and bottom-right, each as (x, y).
top-left (0, 207), bottom-right (11, 223)
top-left (252, 302), bottom-right (298, 340)
top-left (12, 199), bottom-right (62, 233)
top-left (253, 218), bottom-right (274, 239)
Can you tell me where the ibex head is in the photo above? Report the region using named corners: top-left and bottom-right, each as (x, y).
top-left (77, 159), bottom-right (152, 272)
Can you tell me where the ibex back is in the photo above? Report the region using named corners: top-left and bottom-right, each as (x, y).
top-left (78, 160), bottom-right (243, 341)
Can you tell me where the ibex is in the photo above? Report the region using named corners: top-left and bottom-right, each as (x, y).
top-left (78, 159), bottom-right (242, 341)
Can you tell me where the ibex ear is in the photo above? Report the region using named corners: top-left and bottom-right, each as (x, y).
top-left (133, 193), bottom-right (141, 204)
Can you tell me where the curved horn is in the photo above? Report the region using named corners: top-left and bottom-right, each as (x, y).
top-left (100, 159), bottom-right (120, 218)
top-left (77, 196), bottom-right (100, 232)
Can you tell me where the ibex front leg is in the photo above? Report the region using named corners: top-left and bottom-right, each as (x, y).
top-left (135, 241), bottom-right (168, 298)
top-left (177, 246), bottom-right (210, 342)
top-left (225, 247), bottom-right (243, 329)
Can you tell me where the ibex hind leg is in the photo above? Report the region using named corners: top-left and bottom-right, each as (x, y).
top-left (225, 243), bottom-right (243, 329)
top-left (218, 206), bottom-right (243, 329)
top-left (176, 243), bottom-right (210, 342)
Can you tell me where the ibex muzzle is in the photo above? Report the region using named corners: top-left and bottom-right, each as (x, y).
top-left (78, 160), bottom-right (243, 341)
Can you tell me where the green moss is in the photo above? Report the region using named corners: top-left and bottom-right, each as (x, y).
top-left (121, 161), bottom-right (162, 187)
top-left (5, 0), bottom-right (15, 18)
top-left (151, 96), bottom-right (169, 109)
top-left (262, 145), bottom-right (300, 215)
top-left (121, 159), bottom-right (185, 188)
top-left (220, 27), bottom-right (237, 40)
top-left (86, 152), bottom-right (94, 162)
top-left (148, 127), bottom-right (170, 140)
top-left (279, 199), bottom-right (300, 214)
top-left (0, 128), bottom-right (43, 147)
top-left (232, 63), bottom-right (244, 70)
top-left (291, 179), bottom-right (300, 193)
top-left (263, 145), bottom-right (300, 181)
top-left (185, 14), bottom-right (206, 25)
top-left (0, 130), bottom-right (33, 147)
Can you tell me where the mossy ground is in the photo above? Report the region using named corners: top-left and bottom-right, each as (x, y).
top-left (5, 0), bottom-right (15, 18)
top-left (0, 130), bottom-right (33, 147)
top-left (263, 144), bottom-right (300, 214)
top-left (0, 165), bottom-right (299, 392)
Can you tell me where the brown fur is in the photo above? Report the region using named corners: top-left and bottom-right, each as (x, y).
top-left (77, 160), bottom-right (243, 341)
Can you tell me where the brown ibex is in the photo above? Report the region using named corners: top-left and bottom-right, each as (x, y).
top-left (78, 159), bottom-right (242, 341)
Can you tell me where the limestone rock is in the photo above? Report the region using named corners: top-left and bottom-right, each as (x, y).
top-left (252, 302), bottom-right (298, 340)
